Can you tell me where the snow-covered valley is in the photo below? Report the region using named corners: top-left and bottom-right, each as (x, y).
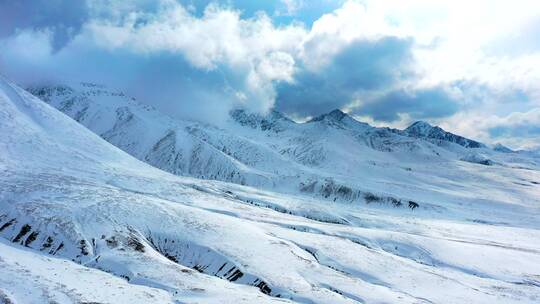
top-left (1, 78), bottom-right (540, 303)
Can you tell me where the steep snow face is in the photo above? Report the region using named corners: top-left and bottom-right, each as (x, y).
top-left (404, 121), bottom-right (485, 148)
top-left (3, 78), bottom-right (540, 303)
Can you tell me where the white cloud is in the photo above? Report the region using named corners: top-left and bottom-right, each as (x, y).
top-left (299, 0), bottom-right (397, 70)
top-left (82, 0), bottom-right (306, 113)
top-left (91, 0), bottom-right (540, 146)
top-left (439, 108), bottom-right (540, 149)
top-left (303, 0), bottom-right (540, 147)
top-left (0, 0), bottom-right (539, 146)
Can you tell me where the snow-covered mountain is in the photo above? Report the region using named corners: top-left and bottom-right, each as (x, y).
top-left (30, 83), bottom-right (535, 207)
top-left (2, 78), bottom-right (540, 303)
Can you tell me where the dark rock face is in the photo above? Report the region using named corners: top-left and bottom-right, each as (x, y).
top-left (404, 121), bottom-right (485, 148)
top-left (408, 201), bottom-right (419, 210)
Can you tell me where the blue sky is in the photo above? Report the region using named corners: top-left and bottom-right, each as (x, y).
top-left (1, 0), bottom-right (539, 149)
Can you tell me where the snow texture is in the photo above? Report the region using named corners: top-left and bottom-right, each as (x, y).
top-left (0, 78), bottom-right (539, 303)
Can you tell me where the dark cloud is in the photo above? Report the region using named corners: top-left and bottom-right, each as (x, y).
top-left (275, 35), bottom-right (464, 122)
top-left (275, 36), bottom-right (415, 116)
top-left (353, 87), bottom-right (460, 122)
top-left (0, 0), bottom-right (88, 51)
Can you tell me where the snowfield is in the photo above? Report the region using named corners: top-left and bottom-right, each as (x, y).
top-left (1, 77), bottom-right (540, 303)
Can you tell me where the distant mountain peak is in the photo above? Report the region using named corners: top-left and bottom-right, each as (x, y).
top-left (405, 120), bottom-right (485, 148)
top-left (309, 109), bottom-right (348, 123)
top-left (327, 109), bottom-right (348, 120)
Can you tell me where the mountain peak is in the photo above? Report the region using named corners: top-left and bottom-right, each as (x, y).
top-left (309, 109), bottom-right (348, 123)
top-left (405, 121), bottom-right (485, 148)
top-left (405, 121), bottom-right (438, 135)
top-left (327, 109), bottom-right (347, 120)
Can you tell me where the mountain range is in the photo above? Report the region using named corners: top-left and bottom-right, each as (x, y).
top-left (29, 82), bottom-right (537, 206)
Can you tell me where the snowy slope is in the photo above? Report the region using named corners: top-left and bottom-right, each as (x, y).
top-left (1, 78), bottom-right (540, 303)
top-left (0, 239), bottom-right (173, 304)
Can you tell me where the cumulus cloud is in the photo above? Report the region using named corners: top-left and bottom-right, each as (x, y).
top-left (274, 0), bottom-right (468, 122)
top-left (0, 0), bottom-right (88, 51)
top-left (299, 0), bottom-right (398, 70)
top-left (0, 0), bottom-right (539, 146)
top-left (82, 1), bottom-right (305, 114)
top-left (354, 87), bottom-right (460, 122)
top-left (276, 36), bottom-right (415, 116)
top-left (0, 0), bottom-right (306, 122)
